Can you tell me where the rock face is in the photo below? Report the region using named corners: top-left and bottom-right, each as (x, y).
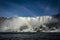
top-left (0, 14), bottom-right (60, 32)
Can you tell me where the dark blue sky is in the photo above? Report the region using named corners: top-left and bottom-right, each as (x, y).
top-left (0, 0), bottom-right (60, 17)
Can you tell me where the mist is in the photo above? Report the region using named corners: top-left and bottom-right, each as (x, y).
top-left (0, 15), bottom-right (59, 32)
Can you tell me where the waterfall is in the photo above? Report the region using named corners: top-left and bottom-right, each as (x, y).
top-left (0, 16), bottom-right (59, 32)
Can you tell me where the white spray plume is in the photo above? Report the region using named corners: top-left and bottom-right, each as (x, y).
top-left (0, 16), bottom-right (59, 32)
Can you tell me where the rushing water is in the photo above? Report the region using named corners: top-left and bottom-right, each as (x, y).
top-left (0, 16), bottom-right (59, 32)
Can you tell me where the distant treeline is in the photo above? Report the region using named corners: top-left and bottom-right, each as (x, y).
top-left (0, 17), bottom-right (7, 24)
top-left (0, 17), bottom-right (7, 19)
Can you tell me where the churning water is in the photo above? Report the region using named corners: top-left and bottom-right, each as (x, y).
top-left (0, 16), bottom-right (59, 32)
